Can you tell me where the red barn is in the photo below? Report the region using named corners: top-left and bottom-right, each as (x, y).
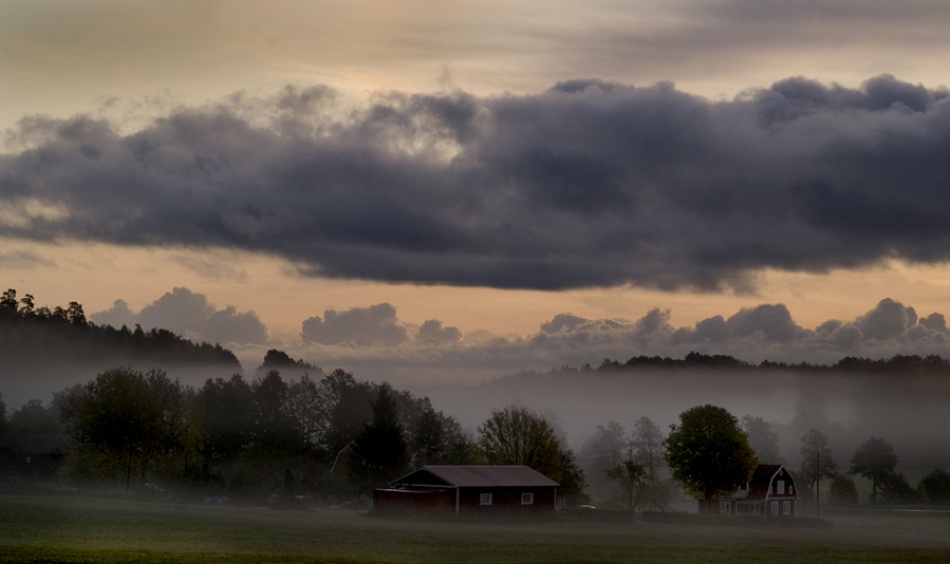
top-left (374, 465), bottom-right (559, 516)
top-left (710, 464), bottom-right (798, 517)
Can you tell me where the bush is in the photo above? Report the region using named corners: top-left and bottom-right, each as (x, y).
top-left (829, 475), bottom-right (858, 505)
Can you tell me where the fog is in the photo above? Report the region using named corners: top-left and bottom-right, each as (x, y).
top-left (412, 367), bottom-right (950, 482)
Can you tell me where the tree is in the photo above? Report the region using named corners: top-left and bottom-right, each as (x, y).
top-left (919, 469), bottom-right (950, 505)
top-left (349, 384), bottom-right (409, 490)
top-left (741, 416), bottom-right (781, 464)
top-left (605, 460), bottom-right (645, 510)
top-left (829, 475), bottom-right (858, 505)
top-left (799, 429), bottom-right (838, 496)
top-left (0, 392), bottom-right (8, 435)
top-left (69, 368), bottom-right (196, 491)
top-left (849, 436), bottom-right (898, 504)
top-left (664, 405), bottom-right (758, 502)
top-left (579, 421), bottom-right (627, 502)
top-left (631, 417), bottom-right (665, 481)
top-left (630, 416), bottom-right (672, 510)
top-left (478, 405), bottom-right (586, 497)
top-left (410, 402), bottom-right (446, 466)
top-left (9, 399), bottom-right (61, 434)
top-left (319, 369), bottom-right (375, 456)
top-left (197, 374), bottom-right (255, 463)
top-left (250, 370), bottom-right (304, 453)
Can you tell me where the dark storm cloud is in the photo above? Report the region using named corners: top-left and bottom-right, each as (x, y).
top-left (3, 76), bottom-right (950, 291)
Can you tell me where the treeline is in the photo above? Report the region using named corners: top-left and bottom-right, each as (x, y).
top-left (507, 351), bottom-right (950, 379)
top-left (1, 362), bottom-right (476, 502)
top-left (0, 288), bottom-right (239, 369)
top-left (0, 360), bottom-right (587, 503)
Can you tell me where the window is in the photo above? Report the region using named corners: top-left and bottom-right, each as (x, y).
top-left (719, 501), bottom-right (732, 514)
top-left (480, 493), bottom-right (492, 506)
top-left (521, 492), bottom-right (534, 505)
top-left (783, 501), bottom-right (791, 516)
top-left (770, 501), bottom-right (779, 516)
top-left (777, 480), bottom-right (785, 495)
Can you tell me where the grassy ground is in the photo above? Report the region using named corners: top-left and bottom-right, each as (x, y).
top-left (3, 493), bottom-right (950, 563)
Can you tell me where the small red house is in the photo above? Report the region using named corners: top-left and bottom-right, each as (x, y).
top-left (374, 465), bottom-right (559, 516)
top-left (710, 464), bottom-right (797, 517)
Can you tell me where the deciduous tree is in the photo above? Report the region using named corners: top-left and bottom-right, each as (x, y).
top-left (799, 428), bottom-right (837, 495)
top-left (849, 436), bottom-right (898, 504)
top-left (477, 405), bottom-right (586, 497)
top-left (664, 405), bottom-right (757, 501)
top-left (605, 460), bottom-right (645, 510)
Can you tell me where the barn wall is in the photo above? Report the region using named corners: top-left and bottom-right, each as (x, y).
top-left (458, 486), bottom-right (557, 514)
top-left (373, 489), bottom-right (454, 515)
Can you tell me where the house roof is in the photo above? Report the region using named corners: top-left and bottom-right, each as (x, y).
top-left (391, 465), bottom-right (559, 488)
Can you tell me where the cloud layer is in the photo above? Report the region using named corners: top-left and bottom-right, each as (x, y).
top-left (4, 76), bottom-right (950, 292)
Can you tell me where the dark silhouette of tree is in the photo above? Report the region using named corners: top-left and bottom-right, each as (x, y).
top-left (255, 349), bottom-right (323, 380)
top-left (251, 371), bottom-right (304, 453)
top-left (197, 374), bottom-right (255, 463)
top-left (664, 404), bottom-right (757, 502)
top-left (919, 469), bottom-right (950, 505)
top-left (9, 399), bottom-right (61, 434)
top-left (829, 475), bottom-right (858, 505)
top-left (349, 384), bottom-right (409, 489)
top-left (879, 472), bottom-right (918, 504)
top-left (319, 369), bottom-right (375, 456)
top-left (799, 429), bottom-right (837, 496)
top-left (0, 392), bottom-right (8, 435)
top-left (605, 460), bottom-right (645, 510)
top-left (410, 402), bottom-right (445, 466)
top-left (849, 436), bottom-right (898, 504)
top-left (68, 368), bottom-right (197, 491)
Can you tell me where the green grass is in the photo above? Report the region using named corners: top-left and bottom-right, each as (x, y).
top-left (3, 493), bottom-right (950, 563)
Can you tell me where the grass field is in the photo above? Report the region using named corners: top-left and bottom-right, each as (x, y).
top-left (3, 493), bottom-right (950, 563)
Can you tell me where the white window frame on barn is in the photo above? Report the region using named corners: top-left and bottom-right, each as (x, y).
top-left (480, 493), bottom-right (492, 506)
top-left (521, 492), bottom-right (534, 505)
top-left (719, 501), bottom-right (731, 514)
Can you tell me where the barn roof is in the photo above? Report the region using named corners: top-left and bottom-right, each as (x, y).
top-left (391, 465), bottom-right (559, 488)
top-left (735, 464), bottom-right (795, 501)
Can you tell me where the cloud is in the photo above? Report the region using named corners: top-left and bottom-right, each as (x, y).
top-left (3, 76), bottom-right (950, 292)
top-left (90, 298), bottom-right (135, 328)
top-left (852, 297), bottom-right (918, 341)
top-left (206, 306), bottom-right (268, 345)
top-left (90, 287), bottom-right (267, 345)
top-left (137, 287), bottom-right (215, 337)
top-left (416, 319), bottom-right (463, 345)
top-left (248, 297), bottom-right (950, 388)
top-left (301, 303), bottom-right (409, 346)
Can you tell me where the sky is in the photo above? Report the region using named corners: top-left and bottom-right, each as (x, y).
top-left (4, 0), bottom-right (950, 385)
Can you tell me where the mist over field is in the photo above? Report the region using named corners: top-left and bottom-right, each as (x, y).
top-left (414, 365), bottom-right (950, 483)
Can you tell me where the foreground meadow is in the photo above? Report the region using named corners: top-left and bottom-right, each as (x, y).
top-left (2, 493), bottom-right (950, 563)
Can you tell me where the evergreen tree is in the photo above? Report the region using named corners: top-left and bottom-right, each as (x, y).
top-left (349, 384), bottom-right (409, 489)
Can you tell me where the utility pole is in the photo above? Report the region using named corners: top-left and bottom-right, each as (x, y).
top-left (816, 450), bottom-right (821, 520)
